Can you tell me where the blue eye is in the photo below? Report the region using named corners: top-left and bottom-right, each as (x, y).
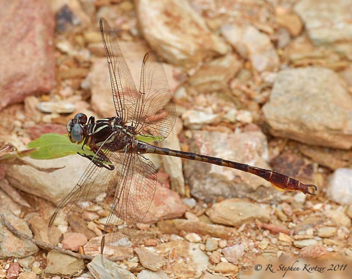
top-left (70, 124), bottom-right (83, 143)
top-left (67, 120), bottom-right (73, 133)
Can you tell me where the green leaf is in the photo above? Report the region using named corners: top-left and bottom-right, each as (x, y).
top-left (136, 135), bottom-right (164, 143)
top-left (25, 133), bottom-right (95, 160)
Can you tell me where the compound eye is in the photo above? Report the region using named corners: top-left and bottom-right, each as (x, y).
top-left (66, 119), bottom-right (73, 133)
top-left (74, 113), bottom-right (87, 125)
top-left (70, 123), bottom-right (84, 143)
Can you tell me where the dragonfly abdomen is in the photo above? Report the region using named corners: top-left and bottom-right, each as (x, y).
top-left (141, 143), bottom-right (316, 196)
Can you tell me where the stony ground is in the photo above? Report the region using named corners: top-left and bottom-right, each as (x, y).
top-left (0, 0), bottom-right (352, 278)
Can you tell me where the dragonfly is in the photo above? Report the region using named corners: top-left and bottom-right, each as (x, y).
top-left (49, 18), bottom-right (317, 257)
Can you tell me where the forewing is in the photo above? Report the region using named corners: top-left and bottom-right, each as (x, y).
top-left (99, 18), bottom-right (140, 122)
top-left (133, 52), bottom-right (176, 141)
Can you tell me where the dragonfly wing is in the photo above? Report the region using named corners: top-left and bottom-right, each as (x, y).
top-left (133, 52), bottom-right (176, 141)
top-left (106, 151), bottom-right (157, 225)
top-left (48, 149), bottom-right (124, 226)
top-left (99, 18), bottom-right (140, 122)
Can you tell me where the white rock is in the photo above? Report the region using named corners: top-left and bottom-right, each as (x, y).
top-left (327, 168), bottom-right (352, 204)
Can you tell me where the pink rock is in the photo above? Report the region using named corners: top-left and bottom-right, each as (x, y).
top-left (27, 124), bottom-right (67, 140)
top-left (7, 262), bottom-right (20, 279)
top-left (143, 184), bottom-right (187, 223)
top-left (62, 233), bottom-right (87, 252)
top-left (222, 244), bottom-right (246, 264)
top-left (0, 0), bottom-right (55, 110)
top-left (300, 245), bottom-right (327, 258)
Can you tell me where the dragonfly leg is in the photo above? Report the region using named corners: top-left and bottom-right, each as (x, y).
top-left (77, 151), bottom-right (115, 170)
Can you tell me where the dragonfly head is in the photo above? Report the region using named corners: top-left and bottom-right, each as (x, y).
top-left (67, 113), bottom-right (88, 144)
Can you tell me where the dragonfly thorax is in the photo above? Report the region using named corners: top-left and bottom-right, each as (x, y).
top-left (68, 113), bottom-right (137, 153)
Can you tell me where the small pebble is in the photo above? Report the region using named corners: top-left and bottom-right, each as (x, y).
top-left (293, 239), bottom-right (318, 248)
top-left (182, 198), bottom-right (197, 208)
top-left (184, 233), bottom-right (202, 243)
top-left (317, 227), bottom-right (337, 238)
top-left (209, 251), bottom-right (221, 264)
top-left (293, 192), bottom-right (306, 203)
top-left (214, 262), bottom-right (238, 274)
top-left (218, 240), bottom-right (227, 248)
top-left (205, 238), bottom-right (219, 251)
top-left (144, 239), bottom-right (158, 246)
top-left (258, 239), bottom-right (269, 250)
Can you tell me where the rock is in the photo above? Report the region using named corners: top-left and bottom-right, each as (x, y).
top-left (276, 28), bottom-right (291, 49)
top-left (203, 273), bottom-right (228, 279)
top-left (209, 251), bottom-right (221, 264)
top-left (327, 168), bottom-right (352, 204)
top-left (236, 110), bottom-right (253, 124)
top-left (295, 0), bottom-right (352, 46)
top-left (205, 238), bottom-right (218, 252)
top-left (300, 245), bottom-right (327, 258)
top-left (18, 256), bottom-right (35, 269)
top-left (0, 188), bottom-right (21, 216)
top-left (340, 66), bottom-right (352, 88)
top-left (258, 239), bottom-right (269, 250)
top-left (184, 233), bottom-right (202, 243)
top-left (182, 198), bottom-right (197, 209)
top-left (28, 215), bottom-right (61, 245)
top-left (0, 213), bottom-right (38, 258)
top-left (270, 153), bottom-right (316, 188)
top-left (275, 12), bottom-right (303, 36)
top-left (44, 250), bottom-right (84, 276)
top-left (36, 102), bottom-right (76, 114)
top-left (27, 124), bottom-right (67, 140)
top-left (184, 130), bottom-right (274, 203)
top-left (188, 54), bottom-right (241, 93)
top-left (263, 67), bottom-right (352, 149)
top-left (293, 239), bottom-right (318, 248)
top-left (6, 155), bottom-right (93, 205)
top-left (161, 125), bottom-right (184, 195)
top-left (143, 184), bottom-right (187, 223)
top-left (293, 192), bottom-right (306, 204)
top-left (325, 209), bottom-right (351, 228)
top-left (136, 0), bottom-right (227, 68)
top-left (154, 241), bottom-right (208, 278)
top-left (213, 262), bottom-right (238, 275)
top-left (278, 233), bottom-right (293, 245)
top-left (6, 263), bottom-right (20, 279)
top-left (137, 270), bottom-right (169, 279)
top-left (135, 247), bottom-right (166, 271)
top-left (299, 143), bottom-right (352, 171)
top-left (0, 0), bottom-right (55, 110)
top-left (62, 233), bottom-right (88, 251)
top-left (89, 41), bottom-right (181, 118)
top-left (222, 244), bottom-right (246, 264)
top-left (144, 239), bottom-right (158, 247)
top-left (221, 24), bottom-right (279, 72)
top-left (87, 255), bottom-right (136, 279)
top-left (182, 110), bottom-right (221, 128)
top-left (281, 203), bottom-right (293, 217)
top-left (18, 271), bottom-right (36, 279)
top-left (206, 199), bottom-right (270, 227)
top-left (7, 155), bottom-right (85, 204)
top-left (67, 213), bottom-right (96, 240)
top-left (84, 233), bottom-right (133, 260)
top-left (316, 227), bottom-right (337, 238)
top-left (257, 222), bottom-right (290, 235)
top-left (294, 217), bottom-right (323, 234)
top-left (0, 179), bottom-right (30, 208)
top-left (50, 0), bottom-right (90, 34)
top-left (157, 219), bottom-right (237, 239)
